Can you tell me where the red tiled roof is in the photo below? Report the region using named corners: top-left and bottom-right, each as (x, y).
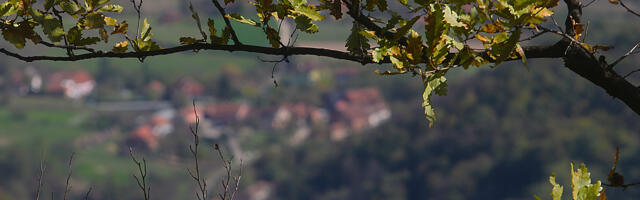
top-left (131, 125), bottom-right (158, 150)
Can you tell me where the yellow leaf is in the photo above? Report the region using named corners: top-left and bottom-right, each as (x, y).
top-left (573, 23), bottom-right (584, 40)
top-left (475, 34), bottom-right (490, 44)
top-left (593, 44), bottom-right (614, 51)
top-left (481, 24), bottom-right (504, 33)
top-left (112, 41), bottom-right (128, 53)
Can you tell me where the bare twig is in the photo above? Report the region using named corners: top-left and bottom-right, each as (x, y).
top-left (603, 147), bottom-right (640, 190)
top-left (211, 0), bottom-right (242, 45)
top-left (63, 152), bottom-right (75, 200)
top-left (519, 30), bottom-right (550, 42)
top-left (583, 0), bottom-right (600, 8)
top-left (35, 152), bottom-right (46, 200)
top-left (130, 0), bottom-right (144, 57)
top-left (582, 21), bottom-right (590, 43)
top-left (229, 160), bottom-right (243, 200)
top-left (610, 42), bottom-right (640, 68)
top-left (619, 0), bottom-right (640, 18)
top-left (38, 41), bottom-right (96, 53)
top-left (215, 144), bottom-right (242, 200)
top-left (187, 100), bottom-right (208, 200)
top-left (51, 8), bottom-right (73, 56)
top-left (129, 148), bottom-right (150, 200)
top-left (623, 68), bottom-right (640, 78)
top-left (83, 186), bottom-right (92, 200)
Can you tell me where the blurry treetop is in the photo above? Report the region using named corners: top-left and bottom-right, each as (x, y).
top-left (1, 0), bottom-right (639, 125)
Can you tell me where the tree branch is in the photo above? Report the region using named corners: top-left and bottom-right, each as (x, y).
top-left (211, 0), bottom-right (242, 45)
top-left (619, 0), bottom-right (640, 18)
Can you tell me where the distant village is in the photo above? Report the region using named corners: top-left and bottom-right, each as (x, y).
top-left (5, 63), bottom-right (392, 153)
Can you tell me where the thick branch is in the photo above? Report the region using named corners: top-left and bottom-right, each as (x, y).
top-left (0, 43), bottom-right (562, 64)
top-left (564, 0), bottom-right (583, 36)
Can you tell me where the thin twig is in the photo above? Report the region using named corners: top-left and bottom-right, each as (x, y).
top-left (63, 152), bottom-right (75, 200)
top-left (619, 0), bottom-right (640, 18)
top-left (610, 42), bottom-right (640, 68)
top-left (582, 0), bottom-right (600, 8)
top-left (229, 160), bottom-right (243, 200)
top-left (38, 41), bottom-right (96, 53)
top-left (187, 100), bottom-right (208, 200)
top-left (35, 152), bottom-right (46, 200)
top-left (623, 68), bottom-right (640, 78)
top-left (129, 148), bottom-right (150, 200)
top-left (83, 186), bottom-right (92, 200)
top-left (214, 144), bottom-right (241, 200)
top-left (582, 21), bottom-right (589, 43)
top-left (51, 8), bottom-right (73, 56)
top-left (519, 30), bottom-right (550, 42)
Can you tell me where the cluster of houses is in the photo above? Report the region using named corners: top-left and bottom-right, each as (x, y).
top-left (6, 65), bottom-right (392, 152)
top-left (7, 66), bottom-right (96, 99)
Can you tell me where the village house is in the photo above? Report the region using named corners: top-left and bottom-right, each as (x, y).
top-left (179, 102), bottom-right (251, 139)
top-left (175, 77), bottom-right (205, 98)
top-left (330, 87), bottom-right (391, 141)
top-left (125, 124), bottom-right (159, 151)
top-left (45, 70), bottom-right (95, 99)
top-left (124, 108), bottom-right (176, 152)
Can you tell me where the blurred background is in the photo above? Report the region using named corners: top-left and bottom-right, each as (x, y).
top-left (1, 0), bottom-right (640, 199)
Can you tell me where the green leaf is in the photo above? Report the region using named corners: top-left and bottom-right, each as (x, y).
top-left (294, 15), bottom-right (319, 33)
top-left (86, 0), bottom-right (109, 10)
top-left (83, 13), bottom-right (105, 29)
top-left (442, 4), bottom-right (467, 28)
top-left (226, 13), bottom-right (260, 26)
top-left (2, 26), bottom-right (27, 49)
top-left (358, 30), bottom-right (377, 39)
top-left (292, 5), bottom-right (325, 21)
top-left (346, 21), bottom-right (369, 56)
top-left (44, 0), bottom-right (56, 11)
top-left (425, 4), bottom-right (451, 65)
top-left (180, 37), bottom-right (200, 45)
top-left (376, 0), bottom-right (387, 11)
top-left (0, 1), bottom-right (18, 17)
top-left (392, 16), bottom-right (419, 41)
top-left (111, 21), bottom-right (128, 34)
top-left (371, 47), bottom-right (388, 63)
top-left (67, 26), bottom-right (100, 46)
top-left (188, 2), bottom-right (207, 40)
top-left (135, 39), bottom-right (161, 51)
top-left (491, 28), bottom-right (521, 66)
top-left (406, 30), bottom-right (423, 63)
top-left (61, 1), bottom-right (83, 15)
top-left (220, 26), bottom-right (231, 45)
top-left (515, 43), bottom-right (528, 68)
top-left (104, 17), bottom-right (118, 26)
top-left (571, 163), bottom-right (602, 200)
top-left (265, 27), bottom-right (281, 48)
top-left (208, 18), bottom-right (218, 43)
top-left (549, 173), bottom-right (563, 200)
top-left (41, 14), bottom-right (65, 42)
top-left (140, 18), bottom-right (153, 41)
top-left (423, 74), bottom-right (447, 127)
top-left (97, 4), bottom-right (123, 12)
